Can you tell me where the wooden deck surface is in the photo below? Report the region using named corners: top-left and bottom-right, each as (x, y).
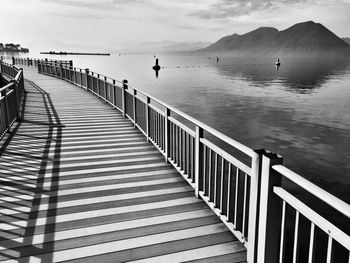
top-left (0, 67), bottom-right (246, 262)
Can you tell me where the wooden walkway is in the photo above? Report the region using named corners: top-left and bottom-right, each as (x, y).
top-left (0, 67), bottom-right (246, 263)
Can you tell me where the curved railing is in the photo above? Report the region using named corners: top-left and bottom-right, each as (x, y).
top-left (12, 56), bottom-right (72, 67)
top-left (0, 61), bottom-right (24, 138)
top-left (21, 59), bottom-right (350, 262)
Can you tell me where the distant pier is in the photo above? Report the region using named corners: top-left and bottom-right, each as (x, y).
top-left (41, 51), bottom-right (110, 56)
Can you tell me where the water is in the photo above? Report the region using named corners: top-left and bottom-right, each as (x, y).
top-left (8, 52), bottom-right (350, 203)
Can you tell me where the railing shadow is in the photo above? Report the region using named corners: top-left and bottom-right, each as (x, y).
top-left (0, 79), bottom-right (62, 262)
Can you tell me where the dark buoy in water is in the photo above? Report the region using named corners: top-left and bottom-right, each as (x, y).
top-left (275, 58), bottom-right (281, 72)
top-left (152, 58), bottom-right (161, 70)
top-left (152, 58), bottom-right (160, 78)
top-left (275, 58), bottom-right (281, 66)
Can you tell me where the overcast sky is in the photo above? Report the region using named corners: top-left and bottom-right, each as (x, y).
top-left (1, 0), bottom-right (349, 51)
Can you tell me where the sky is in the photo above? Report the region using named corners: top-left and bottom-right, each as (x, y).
top-left (1, 0), bottom-right (350, 52)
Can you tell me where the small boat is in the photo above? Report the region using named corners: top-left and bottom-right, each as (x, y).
top-left (275, 58), bottom-right (281, 66)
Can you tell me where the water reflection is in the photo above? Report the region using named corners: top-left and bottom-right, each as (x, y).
top-left (212, 57), bottom-right (350, 94)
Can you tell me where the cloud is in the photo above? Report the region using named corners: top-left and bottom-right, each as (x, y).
top-left (41, 0), bottom-right (143, 10)
top-left (190, 0), bottom-right (317, 19)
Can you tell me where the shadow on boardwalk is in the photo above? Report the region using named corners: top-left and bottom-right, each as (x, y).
top-left (0, 79), bottom-right (61, 262)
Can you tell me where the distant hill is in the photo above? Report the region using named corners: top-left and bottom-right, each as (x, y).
top-left (122, 41), bottom-right (211, 54)
top-left (342, 37), bottom-right (350, 45)
top-left (196, 21), bottom-right (350, 58)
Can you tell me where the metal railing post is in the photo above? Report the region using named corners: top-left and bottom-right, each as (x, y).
top-left (146, 97), bottom-right (150, 142)
top-left (80, 69), bottom-right (83, 87)
top-left (164, 108), bottom-right (170, 163)
top-left (256, 151), bottom-right (283, 263)
top-left (96, 74), bottom-right (100, 96)
top-left (59, 64), bottom-right (63, 79)
top-left (85, 68), bottom-right (90, 91)
top-left (10, 79), bottom-right (20, 121)
top-left (133, 89), bottom-right (137, 126)
top-left (246, 149), bottom-right (264, 263)
top-left (104, 76), bottom-right (107, 102)
top-left (1, 88), bottom-right (10, 133)
top-left (122, 80), bottom-right (128, 117)
top-left (194, 125), bottom-right (203, 198)
top-left (112, 80), bottom-right (116, 107)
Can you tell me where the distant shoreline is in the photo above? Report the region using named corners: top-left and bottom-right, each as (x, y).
top-left (40, 51), bottom-right (110, 56)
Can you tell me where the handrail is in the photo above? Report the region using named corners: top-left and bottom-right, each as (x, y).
top-left (0, 61), bottom-right (24, 138)
top-left (273, 164), bottom-right (350, 218)
top-left (0, 82), bottom-right (15, 93)
top-left (33, 58), bottom-right (349, 263)
top-left (12, 57), bottom-right (72, 68)
top-left (273, 187), bottom-right (350, 251)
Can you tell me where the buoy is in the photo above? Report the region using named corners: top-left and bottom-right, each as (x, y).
top-left (152, 58), bottom-right (161, 70)
top-left (275, 58), bottom-right (281, 66)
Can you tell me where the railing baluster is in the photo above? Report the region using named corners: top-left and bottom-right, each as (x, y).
top-left (176, 125), bottom-right (180, 164)
top-left (80, 69), bottom-right (83, 87)
top-left (85, 69), bottom-right (90, 90)
top-left (112, 80), bottom-right (116, 107)
top-left (157, 112), bottom-right (160, 145)
top-left (146, 97), bottom-right (151, 142)
top-left (220, 158), bottom-right (225, 211)
top-left (214, 153), bottom-right (218, 206)
top-left (180, 128), bottom-right (183, 169)
top-left (202, 144), bottom-right (206, 192)
top-left (133, 89), bottom-right (137, 125)
top-left (279, 200), bottom-right (286, 263)
top-left (308, 222), bottom-right (315, 263)
top-left (104, 76), bottom-right (107, 102)
top-left (122, 80), bottom-right (127, 117)
top-left (226, 163), bottom-right (232, 219)
top-left (208, 149), bottom-right (212, 201)
top-left (172, 123), bottom-right (175, 161)
top-left (194, 126), bottom-right (203, 197)
top-left (97, 74), bottom-right (100, 96)
top-left (326, 236), bottom-right (333, 263)
top-left (183, 132), bottom-right (187, 174)
top-left (234, 168), bottom-right (239, 227)
top-left (292, 211), bottom-right (300, 263)
top-left (191, 136), bottom-right (194, 178)
top-left (242, 173), bottom-right (248, 236)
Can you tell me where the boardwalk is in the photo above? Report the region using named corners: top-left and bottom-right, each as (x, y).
top-left (0, 67), bottom-right (246, 262)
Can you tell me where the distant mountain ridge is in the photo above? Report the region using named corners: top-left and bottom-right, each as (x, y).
top-left (120, 41), bottom-right (211, 54)
top-left (197, 21), bottom-right (350, 58)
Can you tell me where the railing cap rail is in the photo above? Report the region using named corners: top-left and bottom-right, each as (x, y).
top-left (272, 164), bottom-right (350, 218)
top-left (0, 82), bottom-right (15, 93)
top-left (128, 81), bottom-right (256, 157)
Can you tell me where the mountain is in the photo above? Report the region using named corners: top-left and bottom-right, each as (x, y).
top-left (197, 21), bottom-right (350, 58)
top-left (342, 37), bottom-right (350, 45)
top-left (119, 41), bottom-right (211, 54)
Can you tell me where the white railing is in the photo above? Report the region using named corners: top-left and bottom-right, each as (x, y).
top-left (33, 60), bottom-right (349, 263)
top-left (0, 62), bottom-right (24, 138)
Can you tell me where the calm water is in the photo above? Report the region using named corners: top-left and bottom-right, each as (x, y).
top-left (10, 52), bottom-right (350, 203)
